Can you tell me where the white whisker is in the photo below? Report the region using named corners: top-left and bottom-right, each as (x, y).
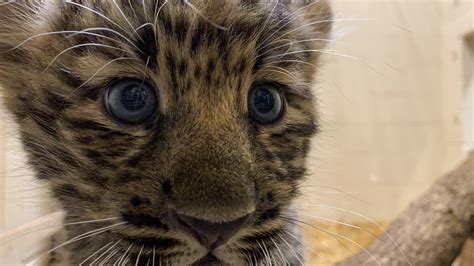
top-left (101, 246), bottom-right (122, 265)
top-left (266, 49), bottom-right (359, 60)
top-left (277, 234), bottom-right (304, 266)
top-left (270, 237), bottom-right (289, 265)
top-left (271, 59), bottom-right (317, 68)
top-left (112, 0), bottom-right (137, 34)
top-left (35, 222), bottom-right (126, 265)
top-left (259, 0), bottom-right (323, 44)
top-left (70, 27), bottom-right (144, 54)
top-left (296, 204), bottom-right (411, 265)
top-left (79, 241), bottom-right (114, 265)
top-left (298, 213), bottom-right (379, 238)
top-left (258, 38), bottom-right (336, 58)
top-left (153, 0), bottom-right (169, 29)
top-left (135, 244), bottom-right (145, 266)
top-left (65, 217), bottom-right (119, 226)
top-left (116, 243), bottom-right (133, 266)
top-left (184, 0), bottom-right (229, 31)
top-left (286, 217), bottom-right (380, 265)
top-left (65, 1), bottom-right (128, 34)
top-left (262, 66), bottom-right (300, 84)
top-left (45, 43), bottom-right (129, 71)
top-left (75, 57), bottom-right (138, 90)
top-left (274, 18), bottom-right (369, 44)
top-left (91, 240), bottom-right (121, 265)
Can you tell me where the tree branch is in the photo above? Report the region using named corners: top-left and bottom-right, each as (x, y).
top-left (338, 152), bottom-right (474, 265)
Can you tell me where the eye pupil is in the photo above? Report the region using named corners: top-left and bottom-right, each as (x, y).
top-left (105, 79), bottom-right (158, 125)
top-left (254, 88), bottom-right (275, 113)
top-left (121, 86), bottom-right (148, 111)
top-left (248, 84), bottom-right (284, 125)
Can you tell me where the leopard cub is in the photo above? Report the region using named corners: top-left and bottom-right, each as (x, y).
top-left (0, 0), bottom-right (332, 264)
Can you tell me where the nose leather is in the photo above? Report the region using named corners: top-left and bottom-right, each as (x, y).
top-left (175, 212), bottom-right (251, 249)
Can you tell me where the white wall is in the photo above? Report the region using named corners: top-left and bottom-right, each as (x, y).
top-left (300, 0), bottom-right (472, 221)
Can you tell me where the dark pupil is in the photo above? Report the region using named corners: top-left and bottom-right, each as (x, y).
top-left (254, 88), bottom-right (274, 113)
top-left (121, 86), bottom-right (148, 111)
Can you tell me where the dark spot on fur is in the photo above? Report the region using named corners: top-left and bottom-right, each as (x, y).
top-left (118, 171), bottom-right (141, 183)
top-left (255, 205), bottom-right (281, 225)
top-left (75, 136), bottom-right (93, 145)
top-left (175, 17), bottom-right (188, 42)
top-left (122, 236), bottom-right (180, 250)
top-left (121, 212), bottom-right (169, 230)
top-left (135, 24), bottom-right (158, 68)
top-left (190, 30), bottom-right (202, 53)
top-left (266, 192), bottom-right (274, 202)
top-left (162, 180), bottom-right (172, 195)
top-left (44, 90), bottom-right (72, 112)
top-left (130, 195), bottom-right (143, 207)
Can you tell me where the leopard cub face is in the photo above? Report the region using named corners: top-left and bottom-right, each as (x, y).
top-left (0, 0), bottom-right (332, 264)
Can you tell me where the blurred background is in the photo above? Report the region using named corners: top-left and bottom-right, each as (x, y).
top-left (1, 0), bottom-right (473, 264)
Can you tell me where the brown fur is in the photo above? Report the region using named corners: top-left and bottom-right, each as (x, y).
top-left (0, 0), bottom-right (332, 264)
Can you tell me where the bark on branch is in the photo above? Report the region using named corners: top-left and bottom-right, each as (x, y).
top-left (338, 152), bottom-right (474, 266)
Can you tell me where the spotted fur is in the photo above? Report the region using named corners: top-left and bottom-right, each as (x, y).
top-left (0, 0), bottom-right (332, 265)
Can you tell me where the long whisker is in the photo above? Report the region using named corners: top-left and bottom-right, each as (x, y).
top-left (184, 0), bottom-right (229, 31)
top-left (65, 217), bottom-right (119, 226)
top-left (262, 66), bottom-right (300, 84)
top-left (79, 241), bottom-right (114, 265)
top-left (257, 0), bottom-right (280, 38)
top-left (256, 240), bottom-right (271, 265)
top-left (90, 240), bottom-right (122, 265)
top-left (296, 204), bottom-right (411, 265)
top-left (270, 59), bottom-right (317, 68)
top-left (270, 237), bottom-right (288, 265)
top-left (2, 31), bottom-right (77, 53)
top-left (299, 185), bottom-right (368, 205)
top-left (285, 217), bottom-right (380, 265)
top-left (127, 0), bottom-right (139, 24)
top-left (70, 27), bottom-right (144, 54)
top-left (35, 222), bottom-right (126, 265)
top-left (75, 57), bottom-right (138, 90)
top-left (277, 234), bottom-right (304, 266)
top-left (112, 0), bottom-right (139, 36)
top-left (258, 2), bottom-right (320, 51)
top-left (142, 0), bottom-right (149, 22)
top-left (284, 227), bottom-right (333, 264)
top-left (298, 213), bottom-right (379, 238)
top-left (116, 243), bottom-right (133, 266)
top-left (153, 0), bottom-right (169, 29)
top-left (266, 49), bottom-right (359, 61)
top-left (45, 43), bottom-right (129, 71)
top-left (65, 1), bottom-right (128, 34)
top-left (272, 18), bottom-right (370, 45)
top-left (101, 246), bottom-right (122, 265)
top-left (258, 38), bottom-right (336, 58)
top-left (135, 244), bottom-right (145, 266)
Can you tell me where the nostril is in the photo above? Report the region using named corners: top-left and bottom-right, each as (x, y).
top-left (172, 212), bottom-right (252, 249)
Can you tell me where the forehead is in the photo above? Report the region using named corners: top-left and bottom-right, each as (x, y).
top-left (46, 0), bottom-right (309, 101)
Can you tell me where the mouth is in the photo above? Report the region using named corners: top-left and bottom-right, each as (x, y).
top-left (193, 253), bottom-right (222, 266)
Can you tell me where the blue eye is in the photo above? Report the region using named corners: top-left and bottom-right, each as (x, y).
top-left (105, 79), bottom-right (158, 125)
top-left (248, 84), bottom-right (284, 125)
